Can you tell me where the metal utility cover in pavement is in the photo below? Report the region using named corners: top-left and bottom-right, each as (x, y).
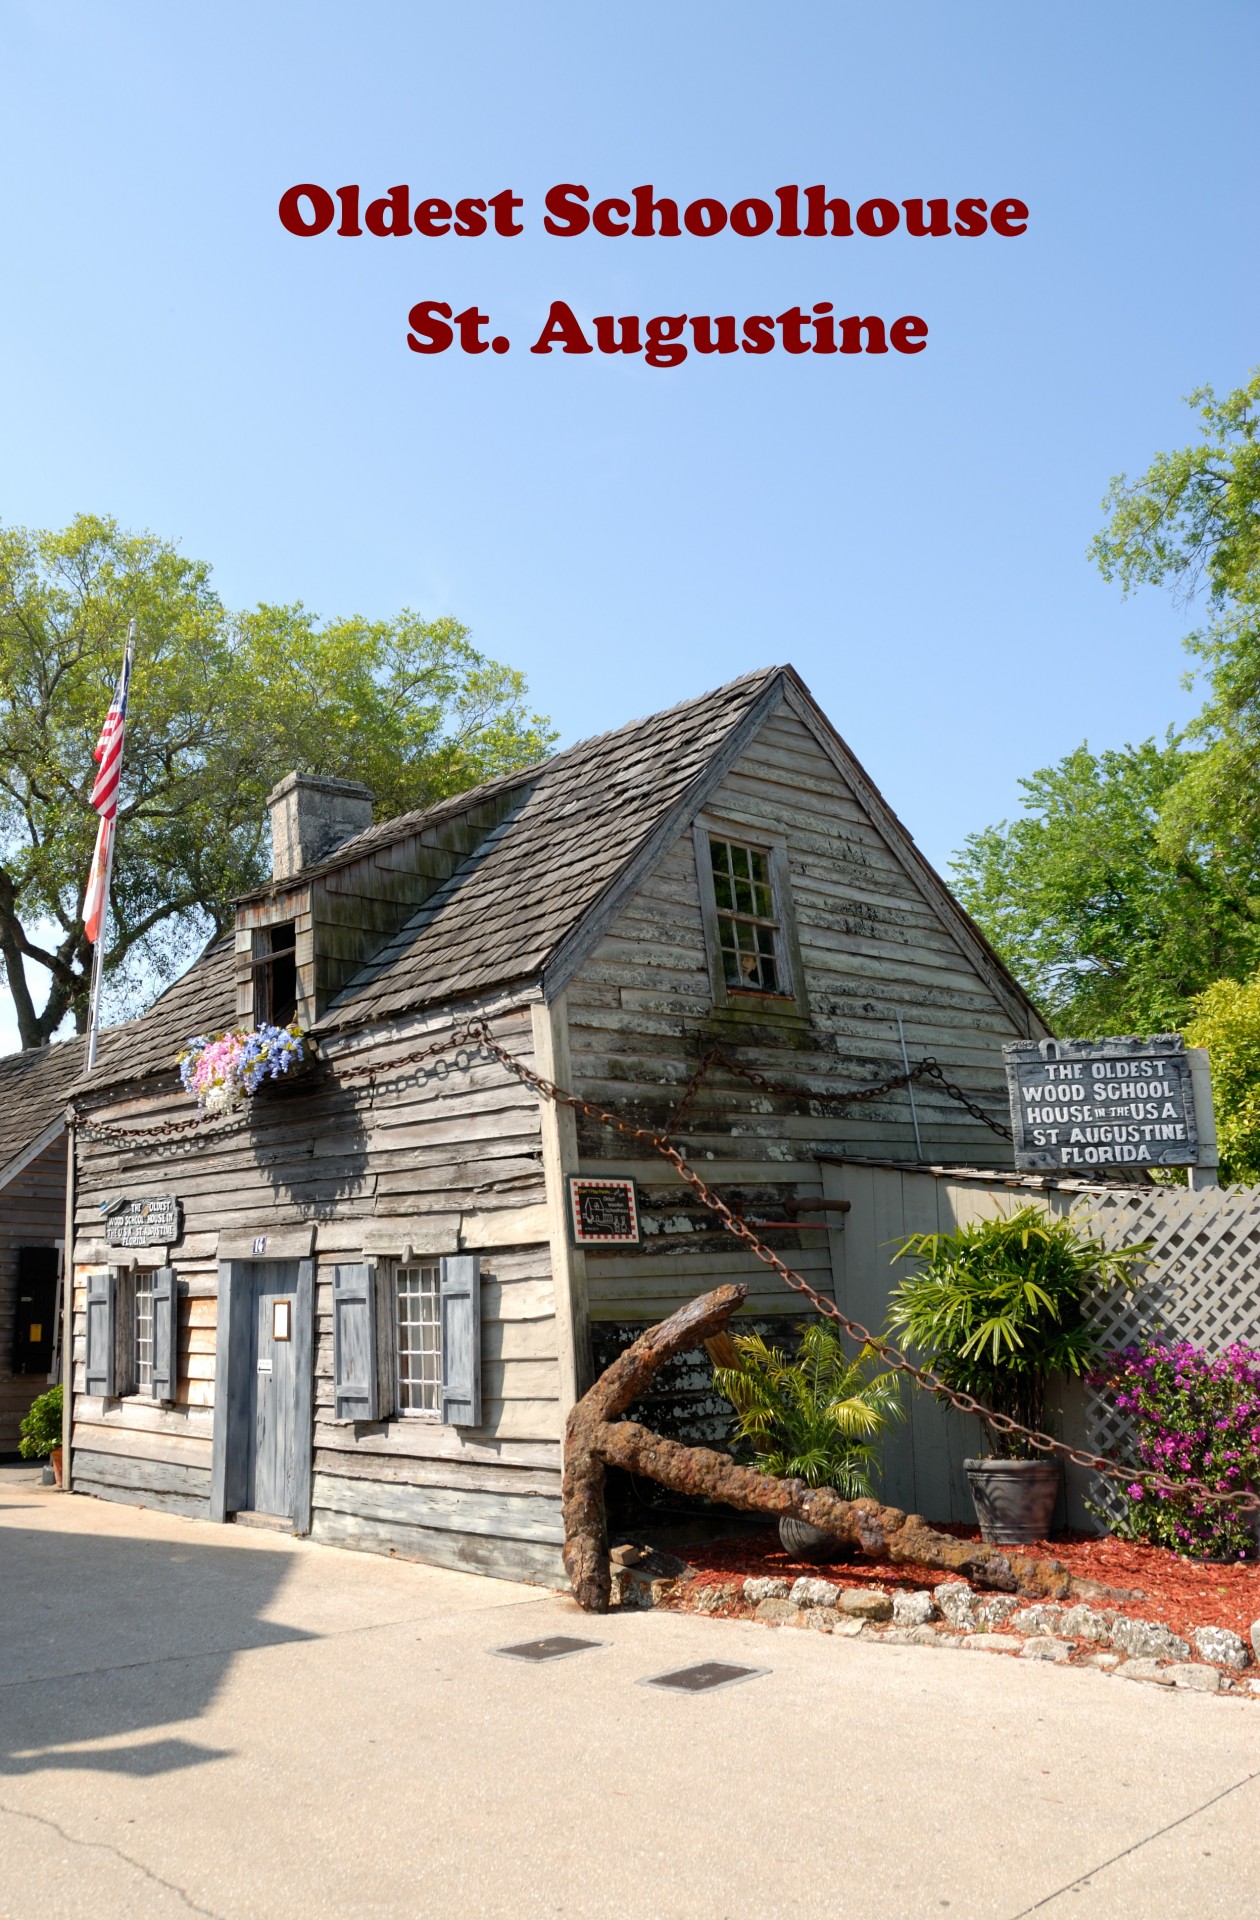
top-left (492, 1636), bottom-right (606, 1662)
top-left (640, 1661), bottom-right (768, 1693)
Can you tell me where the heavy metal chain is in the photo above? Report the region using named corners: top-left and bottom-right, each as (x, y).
top-left (666, 1043), bottom-right (1013, 1142)
top-left (72, 1015), bottom-right (1256, 1514)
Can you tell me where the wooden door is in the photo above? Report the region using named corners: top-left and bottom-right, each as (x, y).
top-left (245, 1261), bottom-right (301, 1518)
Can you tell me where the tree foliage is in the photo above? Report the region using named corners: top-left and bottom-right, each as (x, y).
top-left (954, 374), bottom-right (1260, 1178)
top-left (0, 515), bottom-right (554, 1047)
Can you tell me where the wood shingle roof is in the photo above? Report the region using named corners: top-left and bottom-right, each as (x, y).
top-left (0, 1037), bottom-right (84, 1181)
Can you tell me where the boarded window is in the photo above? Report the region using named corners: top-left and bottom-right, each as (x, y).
top-left (395, 1263), bottom-right (442, 1415)
top-left (709, 837), bottom-right (783, 993)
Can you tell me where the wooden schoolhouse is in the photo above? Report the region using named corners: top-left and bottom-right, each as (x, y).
top-left (65, 666), bottom-right (1047, 1583)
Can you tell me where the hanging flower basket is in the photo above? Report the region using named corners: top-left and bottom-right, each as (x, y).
top-left (178, 1024), bottom-right (310, 1115)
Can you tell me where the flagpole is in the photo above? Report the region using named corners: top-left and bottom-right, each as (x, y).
top-left (85, 619), bottom-right (135, 1072)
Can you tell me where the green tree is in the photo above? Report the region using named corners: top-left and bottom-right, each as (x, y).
top-left (1184, 973), bottom-right (1260, 1184)
top-left (1091, 370), bottom-right (1260, 899)
top-left (950, 735), bottom-right (1260, 1035)
top-left (0, 515), bottom-right (554, 1048)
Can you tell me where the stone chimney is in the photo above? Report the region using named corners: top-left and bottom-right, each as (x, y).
top-left (266, 773), bottom-right (375, 881)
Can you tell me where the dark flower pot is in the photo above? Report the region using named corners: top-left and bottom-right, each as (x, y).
top-left (778, 1515), bottom-right (852, 1563)
top-left (964, 1458), bottom-right (1061, 1545)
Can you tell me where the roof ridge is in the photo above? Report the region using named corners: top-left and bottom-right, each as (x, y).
top-left (238, 666), bottom-right (785, 900)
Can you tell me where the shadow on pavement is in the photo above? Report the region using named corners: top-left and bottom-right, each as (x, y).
top-left (0, 1522), bottom-right (312, 1777)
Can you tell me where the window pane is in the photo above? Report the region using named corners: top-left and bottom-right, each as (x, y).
top-left (730, 845), bottom-right (750, 881)
top-left (396, 1264), bottom-right (442, 1414)
top-left (135, 1274), bottom-right (154, 1393)
top-left (749, 848), bottom-right (770, 887)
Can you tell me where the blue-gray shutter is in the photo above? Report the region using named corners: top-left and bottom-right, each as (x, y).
top-left (440, 1255), bottom-right (481, 1428)
top-left (150, 1266), bottom-right (178, 1405)
top-left (84, 1269), bottom-right (116, 1398)
top-left (332, 1262), bottom-right (378, 1422)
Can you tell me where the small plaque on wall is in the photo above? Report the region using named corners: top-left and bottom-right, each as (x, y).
top-left (272, 1299), bottom-right (292, 1341)
top-left (567, 1176), bottom-right (641, 1246)
top-left (102, 1194), bottom-right (181, 1247)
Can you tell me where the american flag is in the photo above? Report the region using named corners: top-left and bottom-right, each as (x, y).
top-left (83, 633), bottom-right (134, 945)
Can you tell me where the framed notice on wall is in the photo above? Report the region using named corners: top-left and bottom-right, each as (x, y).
top-left (567, 1176), bottom-right (641, 1246)
top-left (1004, 1036), bottom-right (1202, 1173)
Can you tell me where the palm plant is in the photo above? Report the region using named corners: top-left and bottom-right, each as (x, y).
top-left (888, 1205), bottom-right (1147, 1458)
top-left (713, 1321), bottom-right (903, 1494)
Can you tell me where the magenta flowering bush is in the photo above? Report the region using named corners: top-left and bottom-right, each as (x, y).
top-left (1090, 1340), bottom-right (1260, 1559)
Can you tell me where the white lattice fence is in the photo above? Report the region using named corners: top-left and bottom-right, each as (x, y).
top-left (1075, 1185), bottom-right (1260, 1521)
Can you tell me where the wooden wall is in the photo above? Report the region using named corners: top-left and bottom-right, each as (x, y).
top-left (0, 1136), bottom-right (66, 1452)
top-left (565, 697), bottom-right (1040, 1331)
top-left (71, 998), bottom-right (564, 1582)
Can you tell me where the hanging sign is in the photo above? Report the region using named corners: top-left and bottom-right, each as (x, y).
top-left (102, 1194), bottom-right (182, 1247)
top-left (1004, 1036), bottom-right (1200, 1172)
top-left (567, 1176), bottom-right (641, 1246)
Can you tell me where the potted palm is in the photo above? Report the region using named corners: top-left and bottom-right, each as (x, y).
top-left (712, 1321), bottom-right (903, 1561)
top-left (19, 1383), bottom-right (64, 1486)
top-left (888, 1205), bottom-right (1146, 1543)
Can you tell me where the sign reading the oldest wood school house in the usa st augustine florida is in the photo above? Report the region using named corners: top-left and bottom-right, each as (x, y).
top-left (1004, 1035), bottom-right (1201, 1172)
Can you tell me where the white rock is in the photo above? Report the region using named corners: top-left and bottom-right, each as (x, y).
top-left (789, 1576), bottom-right (840, 1610)
top-left (963, 1633), bottom-right (1023, 1654)
top-left (892, 1590), bottom-right (935, 1628)
top-left (1011, 1603), bottom-right (1067, 1636)
top-left (1193, 1625), bottom-right (1249, 1670)
top-left (1109, 1616), bottom-right (1190, 1663)
top-left (743, 1576), bottom-right (790, 1604)
top-left (1062, 1605), bottom-right (1114, 1644)
top-left (1250, 1619), bottom-right (1260, 1663)
top-left (1021, 1637), bottom-right (1075, 1663)
top-left (934, 1582), bottom-right (977, 1631)
top-left (839, 1588), bottom-right (892, 1621)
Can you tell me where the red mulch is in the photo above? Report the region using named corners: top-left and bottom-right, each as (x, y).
top-left (680, 1525), bottom-right (1260, 1641)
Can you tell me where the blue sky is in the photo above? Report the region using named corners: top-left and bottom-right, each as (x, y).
top-left (1, 0), bottom-right (1257, 1050)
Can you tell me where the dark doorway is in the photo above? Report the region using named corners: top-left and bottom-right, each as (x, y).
top-left (12, 1246), bottom-right (58, 1376)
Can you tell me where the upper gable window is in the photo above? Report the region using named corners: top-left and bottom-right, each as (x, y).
top-left (696, 821), bottom-right (808, 1016)
top-left (709, 838), bottom-right (783, 993)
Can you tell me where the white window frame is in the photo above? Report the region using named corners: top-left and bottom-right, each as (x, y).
top-left (393, 1260), bottom-right (443, 1419)
top-left (133, 1268), bottom-right (155, 1395)
top-left (694, 818), bottom-right (808, 1016)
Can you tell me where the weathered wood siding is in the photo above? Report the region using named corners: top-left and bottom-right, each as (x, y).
top-left (565, 697), bottom-right (1040, 1328)
top-left (71, 999), bottom-right (563, 1582)
top-left (0, 1136), bottom-right (66, 1450)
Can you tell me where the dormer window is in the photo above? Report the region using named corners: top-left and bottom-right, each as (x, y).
top-left (254, 922), bottom-right (298, 1027)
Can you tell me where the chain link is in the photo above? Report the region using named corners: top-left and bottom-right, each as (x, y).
top-left (666, 1043), bottom-right (1013, 1141)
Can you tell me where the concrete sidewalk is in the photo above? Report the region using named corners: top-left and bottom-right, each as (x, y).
top-left (1, 1477), bottom-right (1257, 1920)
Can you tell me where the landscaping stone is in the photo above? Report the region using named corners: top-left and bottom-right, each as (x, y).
top-left (973, 1595), bottom-right (1021, 1629)
top-left (892, 1590), bottom-right (936, 1628)
top-left (840, 1588), bottom-right (892, 1621)
top-left (1083, 1652), bottom-right (1121, 1670)
top-left (1251, 1619), bottom-right (1260, 1662)
top-left (1192, 1625), bottom-right (1250, 1670)
top-left (796, 1606), bottom-right (842, 1632)
top-left (1173, 1664), bottom-right (1222, 1694)
top-left (1109, 1616), bottom-right (1190, 1663)
top-left (1061, 1605), bottom-right (1115, 1644)
top-left (754, 1598), bottom-right (797, 1625)
top-left (934, 1582), bottom-right (976, 1631)
top-left (789, 1577), bottom-right (840, 1610)
top-left (1117, 1658), bottom-right (1175, 1686)
top-left (691, 1581), bottom-right (743, 1614)
top-left (884, 1625), bottom-right (958, 1649)
top-left (1020, 1637), bottom-right (1075, 1663)
top-left (963, 1633), bottom-right (1023, 1654)
top-left (1010, 1603), bottom-right (1067, 1636)
top-left (743, 1576), bottom-right (790, 1604)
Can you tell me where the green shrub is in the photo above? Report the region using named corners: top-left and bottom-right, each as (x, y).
top-left (888, 1206), bottom-right (1147, 1459)
top-left (18, 1383), bottom-right (63, 1460)
top-left (713, 1321), bottom-right (902, 1494)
